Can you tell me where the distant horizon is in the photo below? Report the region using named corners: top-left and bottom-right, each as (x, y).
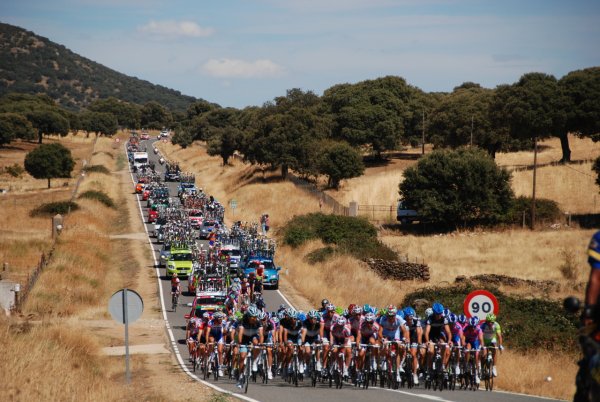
top-left (2, 1), bottom-right (599, 108)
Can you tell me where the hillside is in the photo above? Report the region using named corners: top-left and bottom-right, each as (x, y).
top-left (0, 22), bottom-right (197, 111)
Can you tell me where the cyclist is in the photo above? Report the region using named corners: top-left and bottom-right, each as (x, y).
top-left (206, 312), bottom-right (226, 377)
top-left (480, 313), bottom-right (503, 377)
top-left (356, 312), bottom-right (380, 380)
top-left (378, 305), bottom-right (409, 383)
top-left (321, 303), bottom-right (339, 374)
top-left (301, 309), bottom-right (324, 373)
top-left (458, 314), bottom-right (468, 330)
top-left (171, 272), bottom-right (181, 297)
top-left (403, 307), bottom-right (423, 385)
top-left (448, 313), bottom-right (465, 375)
top-left (236, 306), bottom-right (264, 388)
top-left (281, 309), bottom-right (305, 376)
top-left (225, 292), bottom-right (237, 316)
top-left (318, 299), bottom-right (330, 315)
top-left (260, 311), bottom-right (277, 380)
top-left (348, 305), bottom-right (364, 340)
top-left (186, 308), bottom-right (205, 363)
top-left (463, 316), bottom-right (484, 385)
top-left (424, 302), bottom-right (452, 379)
top-left (330, 316), bottom-right (353, 378)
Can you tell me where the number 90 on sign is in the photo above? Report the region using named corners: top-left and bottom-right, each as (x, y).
top-left (463, 290), bottom-right (499, 321)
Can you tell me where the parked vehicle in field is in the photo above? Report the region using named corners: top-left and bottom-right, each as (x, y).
top-left (397, 200), bottom-right (419, 225)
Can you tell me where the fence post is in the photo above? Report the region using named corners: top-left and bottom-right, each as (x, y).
top-left (349, 201), bottom-right (358, 217)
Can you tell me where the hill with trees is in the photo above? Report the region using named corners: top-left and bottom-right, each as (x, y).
top-left (0, 22), bottom-right (197, 111)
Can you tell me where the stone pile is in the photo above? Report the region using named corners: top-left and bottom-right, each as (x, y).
top-left (365, 258), bottom-right (430, 281)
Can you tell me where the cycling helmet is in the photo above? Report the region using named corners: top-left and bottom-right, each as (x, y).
top-left (363, 304), bottom-right (371, 314)
top-left (233, 277), bottom-right (241, 283)
top-left (485, 313), bottom-right (496, 323)
top-left (387, 305), bottom-right (397, 316)
top-left (342, 309), bottom-right (349, 317)
top-left (213, 312), bottom-right (225, 320)
top-left (364, 313), bottom-right (376, 323)
top-left (336, 316), bottom-right (347, 326)
top-left (348, 304), bottom-right (356, 313)
top-left (279, 304), bottom-right (287, 311)
top-left (326, 303), bottom-right (336, 312)
top-left (335, 306), bottom-right (344, 315)
top-left (259, 311), bottom-right (268, 320)
top-left (469, 316), bottom-right (480, 326)
top-left (247, 306), bottom-right (260, 317)
top-left (403, 307), bottom-right (416, 317)
top-left (202, 312), bottom-right (211, 319)
top-left (298, 311), bottom-right (307, 321)
top-left (397, 309), bottom-right (405, 319)
top-left (443, 308), bottom-right (451, 317)
top-left (448, 313), bottom-right (458, 323)
top-left (287, 309), bottom-right (298, 320)
top-left (277, 310), bottom-right (286, 320)
top-left (458, 314), bottom-right (467, 324)
top-left (425, 308), bottom-right (433, 318)
top-left (308, 310), bottom-right (320, 320)
top-left (352, 305), bottom-right (363, 315)
top-left (321, 298), bottom-right (330, 307)
top-left (432, 302), bottom-right (444, 315)
top-left (255, 297), bottom-right (266, 310)
top-left (271, 317), bottom-right (280, 325)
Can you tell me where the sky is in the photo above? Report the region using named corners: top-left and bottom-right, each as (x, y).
top-left (1, 0), bottom-right (599, 108)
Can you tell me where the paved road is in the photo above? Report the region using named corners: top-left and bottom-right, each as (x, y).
top-left (129, 138), bottom-right (563, 402)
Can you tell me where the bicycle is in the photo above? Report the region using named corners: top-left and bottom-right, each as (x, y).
top-left (482, 346), bottom-right (498, 391)
top-left (360, 343), bottom-right (380, 389)
top-left (463, 348), bottom-right (479, 391)
top-left (400, 342), bottom-right (415, 389)
top-left (448, 345), bottom-right (463, 391)
top-left (171, 290), bottom-right (179, 311)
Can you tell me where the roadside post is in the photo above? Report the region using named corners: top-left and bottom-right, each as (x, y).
top-left (108, 288), bottom-right (144, 384)
top-left (463, 289), bottom-right (499, 321)
top-left (230, 199), bottom-right (237, 216)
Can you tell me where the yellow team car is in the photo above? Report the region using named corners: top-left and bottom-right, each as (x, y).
top-left (166, 247), bottom-right (193, 278)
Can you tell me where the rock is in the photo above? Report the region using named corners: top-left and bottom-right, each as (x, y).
top-left (364, 258), bottom-right (430, 282)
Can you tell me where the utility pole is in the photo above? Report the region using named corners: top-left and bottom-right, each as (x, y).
top-left (531, 136), bottom-right (538, 229)
top-left (422, 110), bottom-right (425, 155)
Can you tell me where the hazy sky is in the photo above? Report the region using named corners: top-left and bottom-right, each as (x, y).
top-left (2, 0), bottom-right (599, 108)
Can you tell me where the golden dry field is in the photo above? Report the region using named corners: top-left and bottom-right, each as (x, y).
top-left (0, 133), bottom-right (216, 402)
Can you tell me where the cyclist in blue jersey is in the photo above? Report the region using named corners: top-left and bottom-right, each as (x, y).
top-left (424, 302), bottom-right (452, 377)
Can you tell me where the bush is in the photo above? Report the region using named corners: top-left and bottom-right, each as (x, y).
top-left (505, 196), bottom-right (563, 225)
top-left (84, 164), bottom-right (110, 174)
top-left (4, 163), bottom-right (24, 177)
top-left (78, 190), bottom-right (115, 208)
top-left (402, 284), bottom-right (578, 352)
top-left (399, 148), bottom-right (514, 227)
top-left (305, 246), bottom-right (336, 264)
top-left (30, 201), bottom-right (79, 217)
top-left (282, 213), bottom-right (397, 261)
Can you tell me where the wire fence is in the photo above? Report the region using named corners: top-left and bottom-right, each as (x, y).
top-left (502, 158), bottom-right (594, 173)
top-left (286, 172), bottom-right (349, 216)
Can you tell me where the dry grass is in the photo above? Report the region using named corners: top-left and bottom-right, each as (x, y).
top-left (380, 228), bottom-right (592, 295)
top-left (496, 349), bottom-right (576, 400)
top-left (511, 162), bottom-right (598, 214)
top-left (496, 135), bottom-right (599, 167)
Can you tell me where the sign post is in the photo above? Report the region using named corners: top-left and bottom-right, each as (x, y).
top-left (463, 289), bottom-right (499, 322)
top-left (229, 199), bottom-right (237, 216)
top-left (108, 288), bottom-right (144, 384)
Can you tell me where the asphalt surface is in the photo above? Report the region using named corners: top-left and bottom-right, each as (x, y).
top-left (130, 138), bottom-right (565, 402)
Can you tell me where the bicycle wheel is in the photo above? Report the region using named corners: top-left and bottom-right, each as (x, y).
top-left (244, 361), bottom-right (251, 394)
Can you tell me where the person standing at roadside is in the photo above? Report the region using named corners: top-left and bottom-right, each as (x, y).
top-left (260, 214), bottom-right (266, 235)
top-left (264, 214), bottom-right (270, 234)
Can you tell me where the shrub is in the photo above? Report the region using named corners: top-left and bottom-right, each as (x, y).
top-left (84, 164), bottom-right (110, 174)
top-left (505, 196), bottom-right (563, 225)
top-left (4, 163), bottom-right (25, 177)
top-left (30, 201), bottom-right (79, 217)
top-left (78, 190), bottom-right (115, 208)
top-left (282, 213), bottom-right (397, 261)
top-left (402, 284), bottom-right (579, 352)
top-left (306, 246), bottom-right (336, 264)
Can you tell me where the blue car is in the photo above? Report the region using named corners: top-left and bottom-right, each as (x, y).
top-left (242, 256), bottom-right (281, 290)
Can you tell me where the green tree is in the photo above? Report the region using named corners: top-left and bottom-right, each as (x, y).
top-left (80, 111), bottom-right (118, 136)
top-left (0, 112), bottom-right (36, 145)
top-left (399, 147), bottom-right (514, 227)
top-left (490, 73), bottom-right (568, 160)
top-left (88, 97), bottom-right (141, 128)
top-left (318, 142), bottom-right (365, 189)
top-left (24, 143), bottom-right (75, 188)
top-left (171, 128), bottom-right (193, 148)
top-left (140, 101), bottom-right (172, 129)
top-left (26, 109), bottom-right (70, 143)
top-left (207, 126), bottom-right (243, 165)
top-left (560, 67), bottom-right (600, 149)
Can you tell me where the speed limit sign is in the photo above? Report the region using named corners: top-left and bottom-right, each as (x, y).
top-left (463, 290), bottom-right (499, 321)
